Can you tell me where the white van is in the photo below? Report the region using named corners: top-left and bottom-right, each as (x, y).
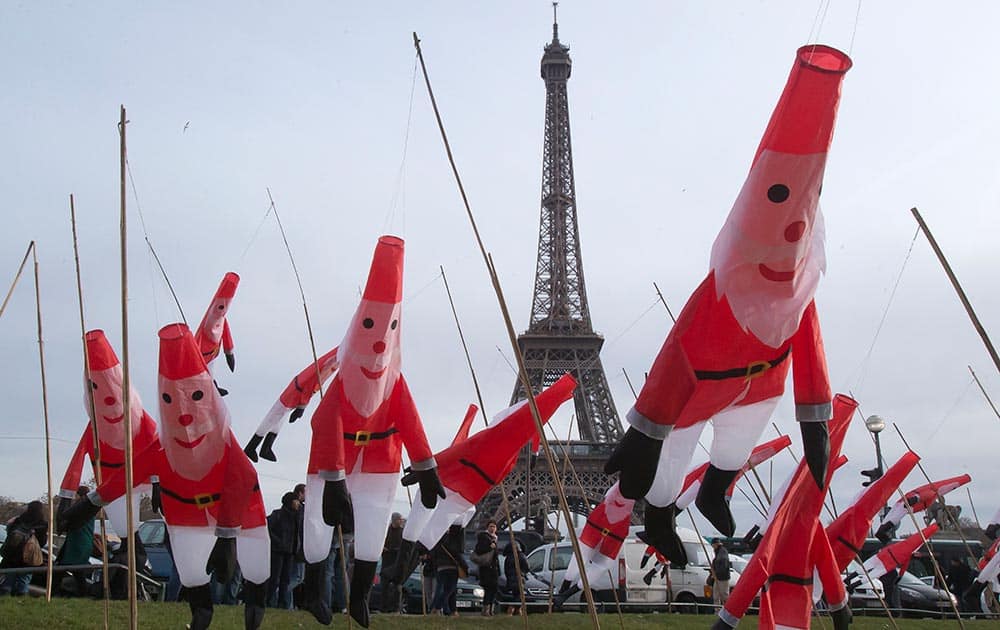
top-left (523, 525), bottom-right (739, 612)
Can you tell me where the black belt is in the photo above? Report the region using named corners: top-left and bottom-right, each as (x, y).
top-left (98, 460), bottom-right (124, 469)
top-left (836, 535), bottom-right (862, 555)
top-left (159, 483), bottom-right (259, 508)
top-left (694, 346), bottom-right (791, 381)
top-left (344, 428), bottom-right (398, 446)
top-left (767, 573), bottom-right (813, 587)
top-left (459, 458), bottom-right (496, 486)
top-left (585, 519), bottom-right (625, 543)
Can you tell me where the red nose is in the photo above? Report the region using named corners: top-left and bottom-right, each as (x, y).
top-left (784, 221), bottom-right (806, 242)
top-left (178, 414), bottom-right (194, 427)
top-left (103, 396), bottom-right (116, 406)
top-left (373, 341), bottom-right (386, 354)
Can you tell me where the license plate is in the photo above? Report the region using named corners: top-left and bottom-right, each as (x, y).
top-left (456, 600), bottom-right (472, 608)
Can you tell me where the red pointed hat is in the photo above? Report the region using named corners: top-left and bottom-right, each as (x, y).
top-left (361, 235), bottom-right (404, 304)
top-left (158, 323), bottom-right (209, 381)
top-left (754, 44), bottom-right (852, 163)
top-left (215, 272), bottom-right (240, 299)
top-left (85, 329), bottom-right (120, 372)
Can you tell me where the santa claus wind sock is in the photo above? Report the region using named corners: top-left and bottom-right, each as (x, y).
top-left (194, 272), bottom-right (239, 396)
top-left (863, 524), bottom-right (938, 581)
top-left (713, 393), bottom-right (858, 630)
top-left (986, 506), bottom-right (1000, 541)
top-left (56, 330), bottom-right (158, 548)
top-left (388, 374), bottom-right (577, 585)
top-left (299, 235), bottom-right (443, 628)
top-left (606, 44), bottom-right (851, 564)
top-left (875, 473), bottom-right (971, 543)
top-left (964, 538), bottom-right (1000, 612)
top-left (62, 323), bottom-right (270, 630)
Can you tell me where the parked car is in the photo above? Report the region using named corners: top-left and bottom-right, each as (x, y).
top-left (842, 559), bottom-right (886, 613)
top-left (895, 570), bottom-right (957, 617)
top-left (137, 518), bottom-right (172, 583)
top-left (368, 562), bottom-right (484, 614)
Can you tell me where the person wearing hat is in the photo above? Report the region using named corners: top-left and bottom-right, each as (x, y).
top-left (56, 329), bottom-right (158, 546)
top-left (295, 236), bottom-right (444, 628)
top-left (62, 323), bottom-right (269, 630)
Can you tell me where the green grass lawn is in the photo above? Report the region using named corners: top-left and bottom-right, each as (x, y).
top-left (0, 598), bottom-right (995, 629)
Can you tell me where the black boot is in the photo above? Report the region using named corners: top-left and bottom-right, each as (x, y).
top-left (301, 561), bottom-right (332, 625)
top-left (642, 568), bottom-right (657, 586)
top-left (800, 421), bottom-right (830, 490)
top-left (259, 432), bottom-right (279, 462)
top-left (243, 434), bottom-right (263, 463)
top-left (386, 538), bottom-right (419, 584)
top-left (830, 603), bottom-right (852, 630)
top-left (188, 584), bottom-right (214, 630)
top-left (875, 522), bottom-right (896, 545)
top-left (711, 615), bottom-right (737, 630)
top-left (637, 503), bottom-right (687, 567)
top-left (349, 559), bottom-right (378, 628)
top-left (695, 465), bottom-right (739, 536)
top-left (553, 580), bottom-right (580, 610)
top-left (243, 580), bottom-right (266, 630)
top-left (985, 522), bottom-right (999, 541)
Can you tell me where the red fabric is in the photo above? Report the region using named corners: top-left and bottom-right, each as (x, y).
top-left (362, 236), bottom-right (404, 303)
top-left (194, 273), bottom-right (239, 363)
top-left (159, 324), bottom-right (208, 381)
top-left (85, 329), bottom-right (119, 371)
top-left (450, 405), bottom-right (479, 447)
top-left (433, 374), bottom-right (576, 503)
top-left (722, 394), bottom-right (857, 627)
top-left (729, 434), bottom-right (792, 498)
top-left (979, 538), bottom-right (1000, 572)
top-left (579, 499), bottom-right (631, 561)
top-left (277, 347), bottom-right (339, 409)
top-left (59, 411), bottom-right (159, 495)
top-left (873, 525), bottom-right (939, 577)
top-left (633, 274), bottom-right (830, 429)
top-left (826, 451), bottom-right (920, 571)
top-left (752, 45), bottom-right (852, 163)
top-left (895, 474), bottom-right (972, 515)
top-left (308, 375), bottom-right (433, 475)
top-left (221, 320), bottom-right (233, 353)
top-left (95, 431), bottom-right (265, 529)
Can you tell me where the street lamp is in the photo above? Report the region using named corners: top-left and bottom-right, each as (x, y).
top-left (861, 415), bottom-right (885, 488)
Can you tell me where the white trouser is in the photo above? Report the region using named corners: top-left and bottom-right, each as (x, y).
top-left (167, 523), bottom-right (270, 587)
top-left (402, 487), bottom-right (475, 550)
top-left (104, 484), bottom-right (149, 538)
top-left (563, 542), bottom-right (616, 589)
top-left (254, 399), bottom-right (289, 437)
top-left (303, 466), bottom-right (399, 564)
top-left (645, 396), bottom-right (779, 508)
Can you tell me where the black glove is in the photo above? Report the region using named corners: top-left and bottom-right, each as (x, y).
top-left (322, 479), bottom-right (354, 532)
top-left (844, 571), bottom-right (862, 594)
top-left (60, 495), bottom-right (102, 533)
top-left (289, 407), bottom-right (305, 423)
top-left (151, 482), bottom-right (162, 514)
top-left (604, 427), bottom-right (663, 499)
top-left (225, 352), bottom-right (236, 372)
top-left (986, 522), bottom-right (999, 541)
top-left (401, 467), bottom-right (447, 509)
top-left (207, 537), bottom-right (237, 584)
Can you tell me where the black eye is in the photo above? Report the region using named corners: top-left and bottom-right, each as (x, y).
top-left (192, 390), bottom-right (204, 401)
top-left (390, 319), bottom-right (398, 330)
top-left (217, 304), bottom-right (225, 310)
top-left (767, 184), bottom-right (790, 203)
top-left (91, 381), bottom-right (98, 390)
top-left (162, 393), bottom-right (172, 404)
top-left (363, 318), bottom-right (374, 329)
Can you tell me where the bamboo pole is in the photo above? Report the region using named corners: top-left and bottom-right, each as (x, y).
top-left (0, 242), bottom-right (34, 320)
top-left (70, 194), bottom-right (111, 627)
top-left (652, 281), bottom-right (676, 324)
top-left (912, 207), bottom-right (1000, 374)
top-left (440, 266), bottom-right (528, 623)
top-left (966, 488), bottom-right (983, 531)
top-left (31, 244), bottom-right (54, 601)
top-left (118, 105), bottom-right (139, 630)
top-left (414, 32), bottom-right (600, 627)
top-left (968, 365), bottom-right (1000, 422)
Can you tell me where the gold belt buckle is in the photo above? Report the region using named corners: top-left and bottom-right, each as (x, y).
top-left (354, 430), bottom-right (372, 446)
top-left (193, 493), bottom-right (215, 508)
top-left (745, 360), bottom-right (770, 380)
top-left (601, 527), bottom-right (611, 538)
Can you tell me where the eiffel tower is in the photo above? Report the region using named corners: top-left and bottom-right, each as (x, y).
top-left (471, 10), bottom-right (632, 533)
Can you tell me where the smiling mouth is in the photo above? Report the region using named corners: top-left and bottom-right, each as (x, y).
top-left (758, 263), bottom-right (797, 282)
top-left (361, 366), bottom-right (387, 380)
top-left (174, 435), bottom-right (206, 449)
top-left (103, 414), bottom-right (124, 424)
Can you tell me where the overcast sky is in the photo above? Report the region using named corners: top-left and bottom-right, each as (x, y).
top-left (2, 2), bottom-right (999, 539)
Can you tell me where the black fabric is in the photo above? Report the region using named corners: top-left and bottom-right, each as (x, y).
top-left (693, 345), bottom-right (791, 380)
top-left (343, 428), bottom-right (398, 442)
top-left (474, 531), bottom-right (500, 589)
top-left (459, 458), bottom-right (496, 486)
top-left (584, 519), bottom-right (626, 542)
top-left (267, 505), bottom-right (300, 555)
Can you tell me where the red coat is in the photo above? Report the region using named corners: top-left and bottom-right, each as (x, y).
top-left (721, 394), bottom-right (856, 629)
top-left (433, 374), bottom-right (576, 503)
top-left (863, 525), bottom-right (938, 579)
top-left (95, 431), bottom-right (265, 531)
top-left (308, 374), bottom-right (434, 475)
top-left (825, 451), bottom-right (920, 571)
top-left (890, 474), bottom-right (972, 519)
top-left (59, 411), bottom-right (159, 497)
top-left (632, 273), bottom-right (831, 435)
top-left (579, 497), bottom-right (631, 561)
top-left (278, 347), bottom-right (339, 409)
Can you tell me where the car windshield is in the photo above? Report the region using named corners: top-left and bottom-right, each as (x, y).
top-left (898, 572), bottom-right (927, 587)
top-left (138, 520), bottom-right (166, 545)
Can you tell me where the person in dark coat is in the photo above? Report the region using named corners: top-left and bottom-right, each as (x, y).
top-left (947, 557), bottom-right (973, 611)
top-left (380, 512), bottom-right (405, 612)
top-left (56, 487), bottom-right (96, 596)
top-left (267, 492), bottom-right (301, 609)
top-left (503, 539), bottom-right (528, 616)
top-left (430, 524), bottom-right (467, 616)
top-left (0, 501), bottom-right (48, 596)
top-left (474, 520), bottom-right (500, 616)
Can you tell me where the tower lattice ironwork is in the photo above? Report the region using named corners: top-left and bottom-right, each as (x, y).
top-left (472, 13), bottom-right (634, 534)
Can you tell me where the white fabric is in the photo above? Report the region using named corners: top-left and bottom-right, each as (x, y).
top-left (862, 555), bottom-right (889, 581)
top-left (879, 502), bottom-right (907, 530)
top-left (303, 474), bottom-right (335, 563)
top-left (410, 487), bottom-right (475, 550)
top-left (347, 467), bottom-right (399, 562)
top-left (254, 399), bottom-right (289, 437)
top-left (565, 541), bottom-right (617, 589)
top-left (674, 478), bottom-right (702, 511)
top-left (167, 525), bottom-right (219, 587)
top-left (236, 525), bottom-right (271, 584)
top-left (103, 485), bottom-right (149, 538)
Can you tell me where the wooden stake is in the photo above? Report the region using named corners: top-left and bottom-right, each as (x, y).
top-left (0, 241), bottom-right (34, 320)
top-left (912, 207), bottom-right (1000, 374)
top-left (652, 281), bottom-right (676, 324)
top-left (118, 105), bottom-right (139, 630)
top-left (968, 365), bottom-right (1000, 422)
top-left (70, 194), bottom-right (111, 627)
top-left (30, 244), bottom-right (54, 601)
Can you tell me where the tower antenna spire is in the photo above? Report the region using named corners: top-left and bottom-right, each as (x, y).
top-left (552, 2), bottom-right (559, 41)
